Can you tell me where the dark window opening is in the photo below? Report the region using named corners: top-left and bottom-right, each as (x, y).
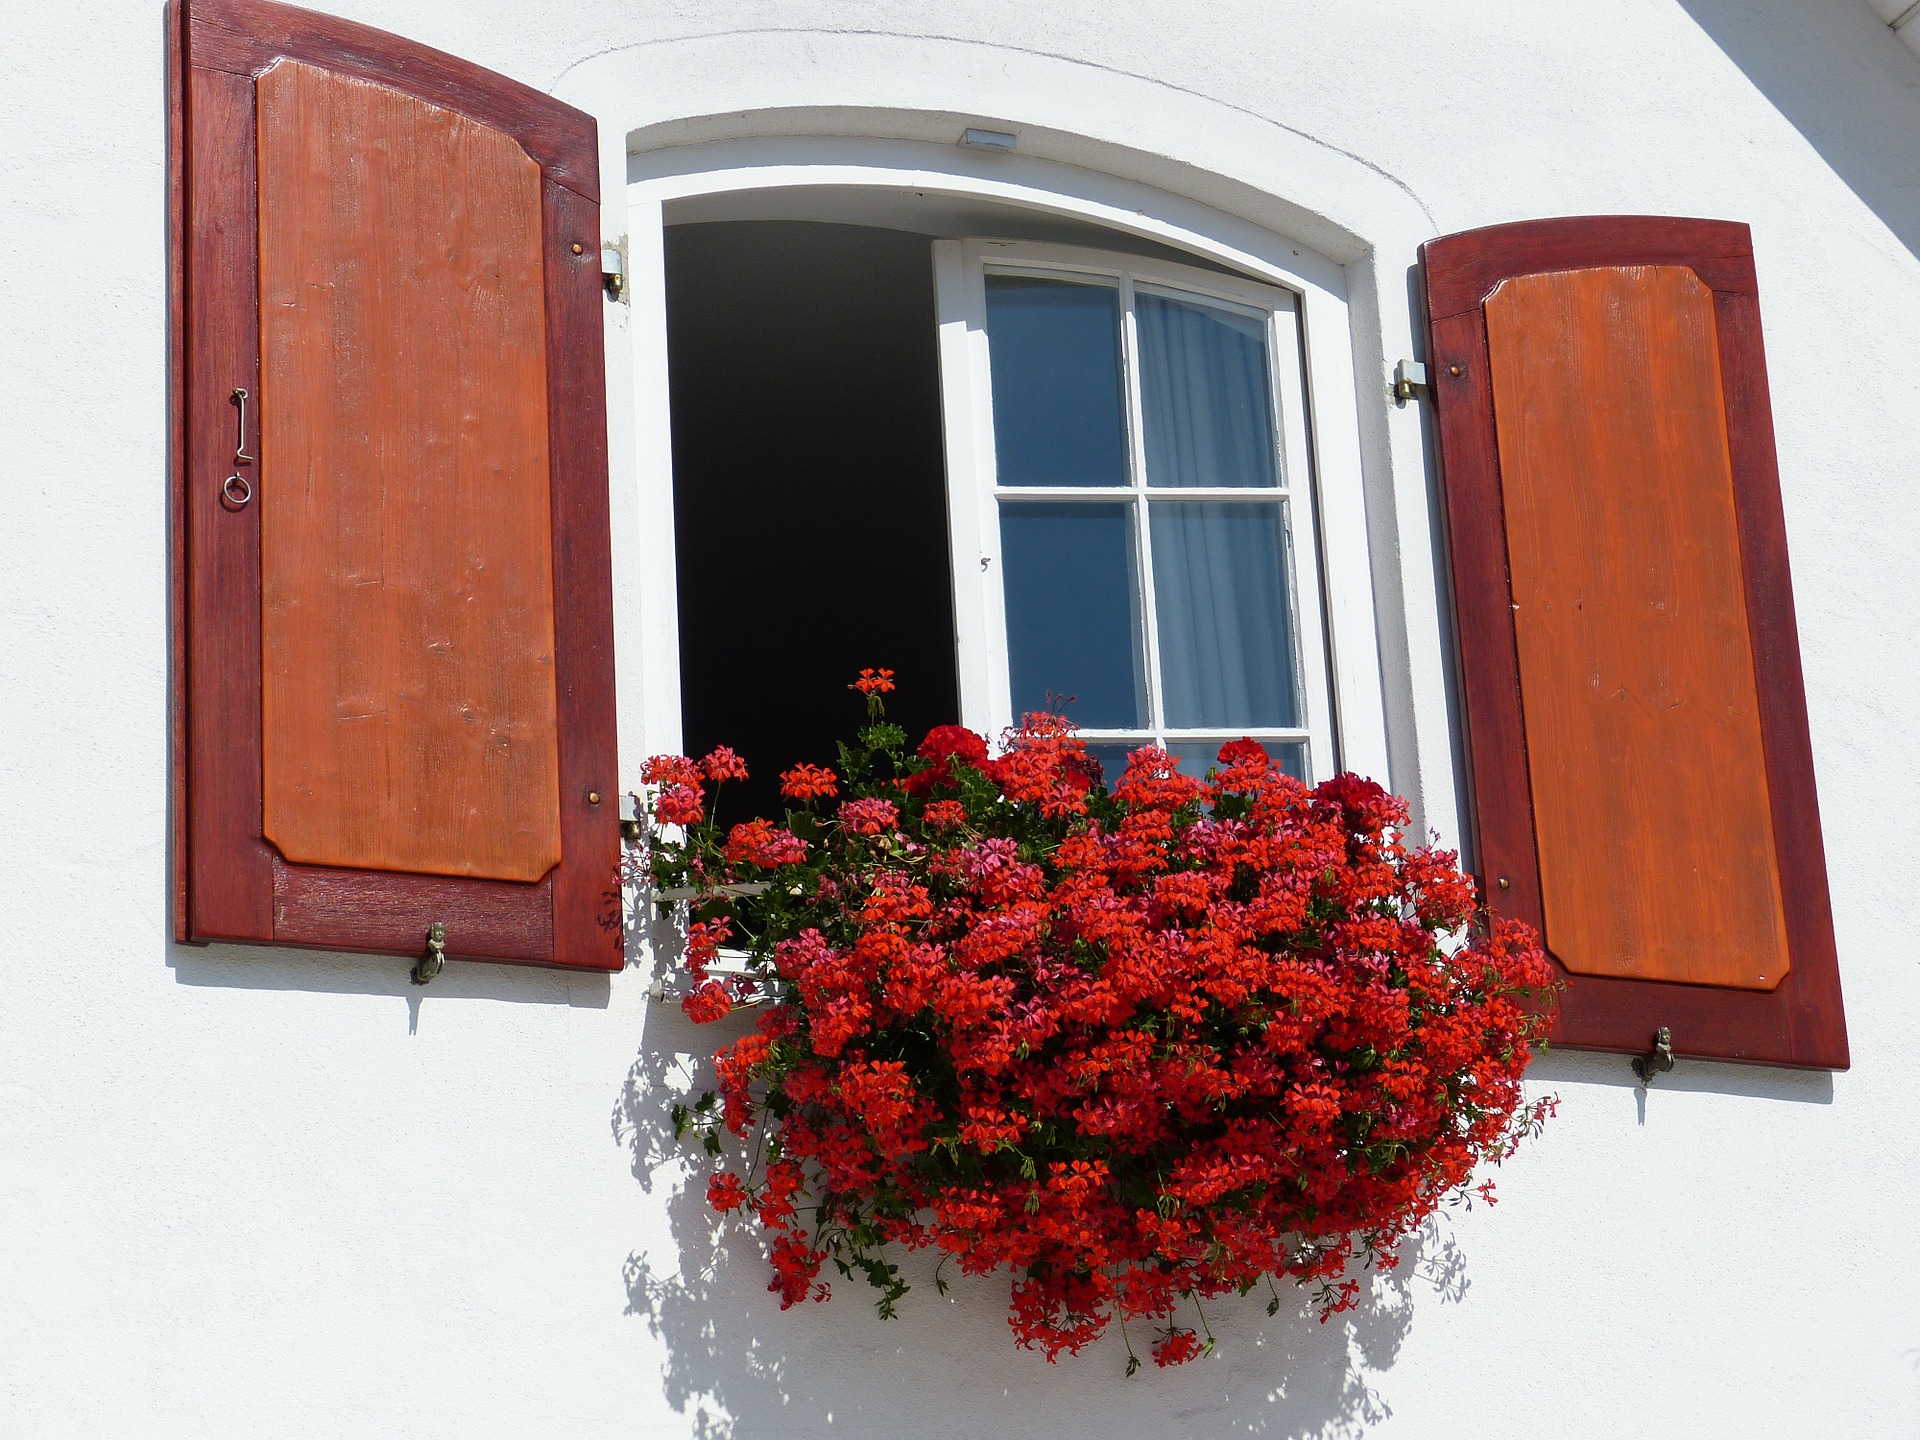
top-left (666, 220), bottom-right (960, 822)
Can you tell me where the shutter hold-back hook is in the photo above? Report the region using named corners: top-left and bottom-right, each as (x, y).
top-left (1631, 1026), bottom-right (1676, 1086)
top-left (411, 921), bottom-right (446, 986)
top-left (222, 387), bottom-right (255, 509)
top-left (231, 387), bottom-right (254, 464)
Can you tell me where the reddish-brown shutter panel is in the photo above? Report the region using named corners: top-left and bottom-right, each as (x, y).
top-left (170, 0), bottom-right (621, 970)
top-left (1421, 216), bottom-right (1846, 1069)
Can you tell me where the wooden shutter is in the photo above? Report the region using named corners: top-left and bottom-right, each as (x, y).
top-left (169, 0), bottom-right (620, 970)
top-left (1421, 217), bottom-right (1846, 1069)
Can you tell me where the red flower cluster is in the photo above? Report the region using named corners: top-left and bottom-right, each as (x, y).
top-left (681, 978), bottom-right (733, 1024)
top-left (644, 681), bottom-right (1555, 1368)
top-left (724, 818), bottom-right (810, 869)
top-left (702, 746), bottom-right (750, 783)
top-left (836, 797), bottom-right (900, 836)
top-left (781, 763), bottom-right (839, 802)
top-left (904, 724), bottom-right (995, 796)
top-left (640, 754), bottom-right (705, 826)
top-left (1151, 1326), bottom-right (1203, 1368)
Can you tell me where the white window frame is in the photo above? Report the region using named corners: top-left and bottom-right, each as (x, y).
top-left (623, 139), bottom-right (1391, 788)
top-left (933, 238), bottom-right (1335, 779)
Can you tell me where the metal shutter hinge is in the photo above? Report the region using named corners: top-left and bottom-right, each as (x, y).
top-left (602, 240), bottom-right (627, 304)
top-left (1392, 359), bottom-right (1428, 405)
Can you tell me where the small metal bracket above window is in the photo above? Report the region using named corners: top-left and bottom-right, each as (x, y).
top-left (958, 127), bottom-right (1017, 153)
top-left (1392, 358), bottom-right (1428, 405)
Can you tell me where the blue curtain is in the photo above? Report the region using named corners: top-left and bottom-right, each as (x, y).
top-left (1136, 290), bottom-right (1278, 490)
top-left (1149, 503), bottom-right (1299, 730)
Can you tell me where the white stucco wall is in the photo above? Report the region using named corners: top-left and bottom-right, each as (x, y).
top-left (4, 1), bottom-right (1919, 1435)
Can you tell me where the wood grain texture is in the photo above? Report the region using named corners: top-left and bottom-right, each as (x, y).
top-left (271, 857), bottom-right (553, 961)
top-left (169, 0), bottom-right (193, 943)
top-left (187, 0), bottom-right (597, 202)
top-left (175, 0), bottom-right (622, 970)
top-left (185, 60), bottom-right (277, 943)
top-left (1426, 216), bottom-right (1756, 321)
top-left (540, 179), bottom-right (625, 970)
top-left (1421, 216), bottom-right (1847, 1068)
top-left (1711, 283), bottom-right (1846, 1064)
top-left (256, 60), bottom-right (562, 884)
top-left (1486, 265), bottom-right (1789, 991)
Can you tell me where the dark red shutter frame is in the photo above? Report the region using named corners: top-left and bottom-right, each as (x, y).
top-left (1420, 216), bottom-right (1847, 1069)
top-left (169, 0), bottom-right (621, 970)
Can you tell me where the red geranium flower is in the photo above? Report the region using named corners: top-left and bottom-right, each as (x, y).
top-left (837, 797), bottom-right (899, 836)
top-left (701, 746), bottom-right (749, 783)
top-left (1151, 1327), bottom-right (1203, 1368)
top-left (707, 1171), bottom-right (749, 1211)
top-left (905, 724), bottom-right (996, 796)
top-left (1313, 771), bottom-right (1401, 836)
top-left (922, 799), bottom-right (968, 829)
top-left (780, 763), bottom-right (839, 801)
top-left (1215, 737), bottom-right (1268, 766)
top-left (654, 785), bottom-right (704, 826)
top-left (681, 979), bottom-right (733, 1024)
top-left (724, 819), bottom-right (809, 868)
top-left (641, 754), bottom-right (701, 787)
top-left (642, 753), bottom-right (708, 825)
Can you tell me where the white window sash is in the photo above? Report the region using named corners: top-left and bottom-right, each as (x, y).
top-left (933, 238), bottom-right (1336, 780)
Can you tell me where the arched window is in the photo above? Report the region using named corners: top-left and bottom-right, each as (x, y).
top-left (627, 148), bottom-right (1389, 817)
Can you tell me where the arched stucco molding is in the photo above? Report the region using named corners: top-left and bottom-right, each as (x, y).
top-left (555, 28), bottom-right (1467, 845)
top-left (550, 28), bottom-right (1439, 255)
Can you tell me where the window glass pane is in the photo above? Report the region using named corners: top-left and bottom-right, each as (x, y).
top-left (999, 502), bottom-right (1146, 729)
top-left (983, 275), bottom-right (1129, 487)
top-left (1150, 501), bottom-right (1300, 728)
top-left (1165, 739), bottom-right (1308, 783)
top-left (1136, 289), bottom-right (1278, 489)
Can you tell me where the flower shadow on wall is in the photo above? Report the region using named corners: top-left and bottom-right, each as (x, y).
top-left (613, 1001), bottom-right (1480, 1440)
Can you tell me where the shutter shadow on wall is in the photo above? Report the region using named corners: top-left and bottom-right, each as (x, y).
top-left (169, 0), bottom-right (620, 969)
top-left (1421, 216), bottom-right (1846, 1068)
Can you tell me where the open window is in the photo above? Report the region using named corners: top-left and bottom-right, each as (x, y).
top-left (659, 210), bottom-right (1338, 798)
